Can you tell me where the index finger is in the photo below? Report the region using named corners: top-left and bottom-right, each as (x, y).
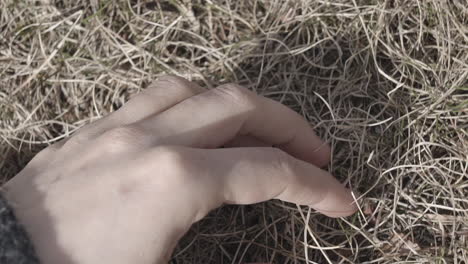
top-left (168, 147), bottom-right (357, 218)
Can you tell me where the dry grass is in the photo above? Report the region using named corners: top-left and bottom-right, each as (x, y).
top-left (1, 0), bottom-right (468, 263)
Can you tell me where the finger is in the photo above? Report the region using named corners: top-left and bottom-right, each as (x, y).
top-left (135, 84), bottom-right (331, 167)
top-left (75, 75), bottom-right (205, 139)
top-left (224, 135), bottom-right (270, 148)
top-left (183, 147), bottom-right (356, 218)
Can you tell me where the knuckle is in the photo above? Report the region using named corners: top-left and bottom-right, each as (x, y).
top-left (98, 126), bottom-right (145, 152)
top-left (150, 75), bottom-right (202, 95)
top-left (154, 146), bottom-right (184, 164)
top-left (270, 148), bottom-right (296, 175)
top-left (29, 146), bottom-right (57, 165)
top-left (62, 133), bottom-right (88, 150)
top-left (116, 147), bottom-right (193, 200)
top-left (36, 146), bottom-right (56, 158)
top-left (213, 84), bottom-right (256, 108)
top-left (157, 75), bottom-right (189, 85)
top-left (151, 146), bottom-right (194, 184)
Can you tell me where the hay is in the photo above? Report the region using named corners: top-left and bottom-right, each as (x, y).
top-left (1, 0), bottom-right (467, 263)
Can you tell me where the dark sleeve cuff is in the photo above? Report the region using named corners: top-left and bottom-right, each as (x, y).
top-left (0, 193), bottom-right (40, 264)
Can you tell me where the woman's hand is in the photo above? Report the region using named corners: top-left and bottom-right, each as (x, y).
top-left (3, 76), bottom-right (357, 264)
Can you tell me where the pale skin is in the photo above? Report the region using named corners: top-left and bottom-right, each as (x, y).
top-left (3, 76), bottom-right (357, 264)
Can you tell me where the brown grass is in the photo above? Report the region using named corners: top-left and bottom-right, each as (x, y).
top-left (1, 0), bottom-right (467, 263)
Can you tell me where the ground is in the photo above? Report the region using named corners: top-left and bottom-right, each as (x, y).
top-left (1, 0), bottom-right (467, 263)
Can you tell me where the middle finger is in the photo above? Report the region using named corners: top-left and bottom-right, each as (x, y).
top-left (131, 83), bottom-right (331, 167)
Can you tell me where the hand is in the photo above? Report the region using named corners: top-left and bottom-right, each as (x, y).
top-left (3, 76), bottom-right (357, 264)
